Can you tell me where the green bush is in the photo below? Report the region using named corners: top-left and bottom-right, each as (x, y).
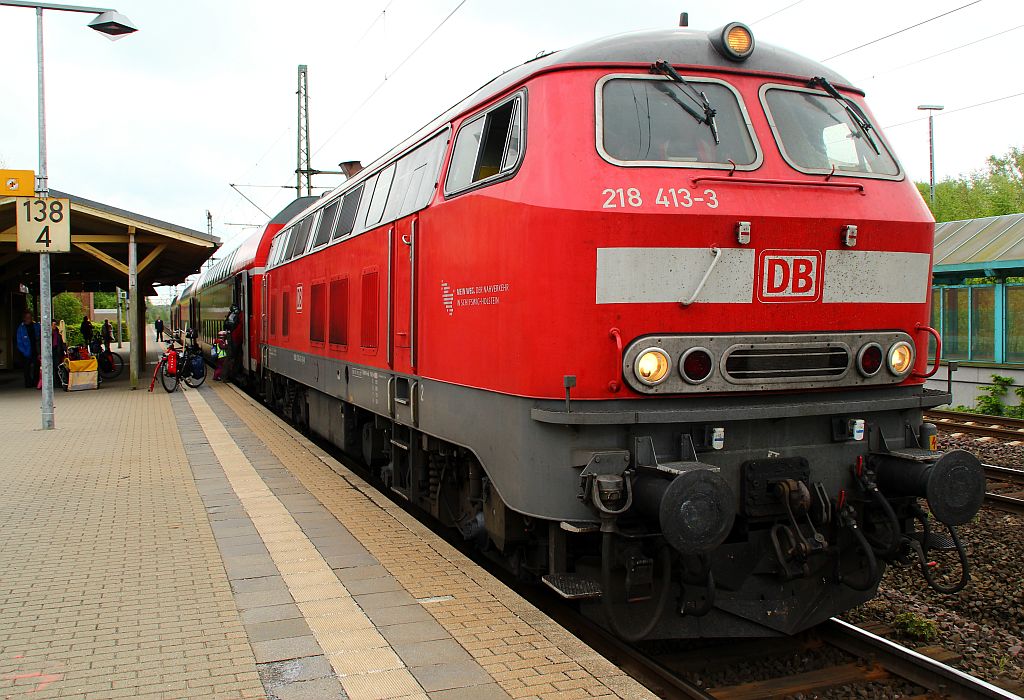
top-left (893, 612), bottom-right (938, 642)
top-left (976, 374), bottom-right (1014, 415)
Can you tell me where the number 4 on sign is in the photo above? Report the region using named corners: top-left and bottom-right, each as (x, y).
top-left (14, 197), bottom-right (71, 253)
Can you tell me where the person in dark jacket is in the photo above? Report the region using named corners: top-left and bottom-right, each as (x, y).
top-left (80, 316), bottom-right (93, 346)
top-left (101, 319), bottom-right (114, 352)
top-left (51, 321), bottom-right (66, 387)
top-left (16, 311), bottom-right (41, 388)
top-left (154, 317), bottom-right (164, 342)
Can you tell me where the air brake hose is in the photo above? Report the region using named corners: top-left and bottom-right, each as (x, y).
top-left (912, 505), bottom-right (970, 594)
top-left (864, 485), bottom-right (903, 559)
top-left (600, 532), bottom-right (672, 642)
top-left (838, 508), bottom-right (880, 592)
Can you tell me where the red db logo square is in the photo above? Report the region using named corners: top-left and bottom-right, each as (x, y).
top-left (757, 250), bottom-right (822, 302)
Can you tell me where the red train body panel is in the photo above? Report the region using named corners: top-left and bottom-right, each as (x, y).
top-left (177, 25), bottom-right (983, 640)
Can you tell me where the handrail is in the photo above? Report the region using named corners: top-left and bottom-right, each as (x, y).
top-left (692, 176), bottom-right (865, 193)
top-left (913, 323), bottom-right (942, 379)
top-left (681, 246), bottom-right (722, 306)
top-left (608, 328), bottom-right (623, 393)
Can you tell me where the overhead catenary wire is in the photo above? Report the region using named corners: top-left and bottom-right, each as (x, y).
top-left (882, 90), bottom-right (1024, 130)
top-left (821, 0), bottom-right (982, 62)
top-left (855, 23), bottom-right (1024, 82)
top-left (751, 0), bottom-right (805, 26)
top-left (311, 0), bottom-right (469, 159)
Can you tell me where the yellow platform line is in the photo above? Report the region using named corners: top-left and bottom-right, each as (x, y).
top-left (183, 389), bottom-right (427, 700)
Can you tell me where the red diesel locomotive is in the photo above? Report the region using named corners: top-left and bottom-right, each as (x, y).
top-left (178, 23), bottom-right (986, 639)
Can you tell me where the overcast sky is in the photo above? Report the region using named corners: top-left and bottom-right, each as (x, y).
top-left (2, 0), bottom-right (1021, 285)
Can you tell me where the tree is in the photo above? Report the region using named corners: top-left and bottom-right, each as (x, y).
top-left (920, 145), bottom-right (1024, 222)
top-left (51, 293), bottom-right (83, 326)
top-left (93, 291), bottom-right (118, 309)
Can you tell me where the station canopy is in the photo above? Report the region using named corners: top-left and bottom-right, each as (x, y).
top-left (933, 213), bottom-right (1024, 282)
top-left (0, 189), bottom-right (218, 295)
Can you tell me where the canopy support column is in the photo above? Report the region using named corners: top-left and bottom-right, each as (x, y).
top-left (128, 226), bottom-right (139, 389)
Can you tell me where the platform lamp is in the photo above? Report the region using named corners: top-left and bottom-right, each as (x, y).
top-left (0, 0), bottom-right (137, 429)
top-left (917, 104), bottom-right (944, 205)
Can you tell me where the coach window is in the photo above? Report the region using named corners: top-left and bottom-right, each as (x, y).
top-left (332, 185), bottom-right (363, 240)
top-left (312, 199), bottom-right (340, 248)
top-left (364, 164), bottom-right (395, 228)
top-left (445, 92), bottom-right (525, 196)
top-left (599, 76), bottom-right (759, 169)
top-left (760, 85), bottom-right (900, 178)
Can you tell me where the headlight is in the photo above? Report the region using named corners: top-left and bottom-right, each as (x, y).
top-left (635, 348), bottom-right (671, 385)
top-left (888, 341), bottom-right (914, 375)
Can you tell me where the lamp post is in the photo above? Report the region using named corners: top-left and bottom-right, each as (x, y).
top-left (917, 104), bottom-right (944, 205)
top-left (1, 0), bottom-right (137, 429)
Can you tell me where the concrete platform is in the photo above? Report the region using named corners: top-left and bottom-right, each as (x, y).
top-left (0, 369), bottom-right (655, 699)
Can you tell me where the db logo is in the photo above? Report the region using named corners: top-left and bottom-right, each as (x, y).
top-left (757, 250), bottom-right (822, 302)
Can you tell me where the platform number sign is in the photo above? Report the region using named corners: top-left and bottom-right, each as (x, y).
top-left (16, 197), bottom-right (71, 253)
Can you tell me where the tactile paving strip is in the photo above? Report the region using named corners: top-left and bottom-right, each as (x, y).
top-left (183, 389), bottom-right (428, 700)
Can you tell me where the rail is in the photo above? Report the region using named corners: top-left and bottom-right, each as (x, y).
top-left (819, 618), bottom-right (1022, 700)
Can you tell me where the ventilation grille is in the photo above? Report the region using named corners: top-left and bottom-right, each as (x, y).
top-left (723, 343), bottom-right (850, 383)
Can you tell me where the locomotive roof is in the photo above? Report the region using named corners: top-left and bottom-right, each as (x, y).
top-left (311, 27), bottom-right (856, 220)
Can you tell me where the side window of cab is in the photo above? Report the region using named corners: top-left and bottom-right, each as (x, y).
top-left (444, 90), bottom-right (525, 197)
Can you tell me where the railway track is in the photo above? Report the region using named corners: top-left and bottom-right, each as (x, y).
top-left (925, 409), bottom-right (1024, 441)
top-left (577, 615), bottom-right (1023, 699)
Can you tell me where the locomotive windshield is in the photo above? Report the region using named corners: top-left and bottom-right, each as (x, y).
top-left (762, 86), bottom-right (900, 177)
top-left (600, 76), bottom-right (758, 167)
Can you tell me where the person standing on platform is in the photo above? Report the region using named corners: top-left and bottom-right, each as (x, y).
top-left (101, 319), bottom-right (114, 353)
top-left (80, 316), bottom-right (93, 347)
top-left (51, 321), bottom-right (65, 387)
top-left (221, 305), bottom-right (241, 382)
top-left (16, 311), bottom-right (41, 388)
top-left (155, 317), bottom-right (164, 342)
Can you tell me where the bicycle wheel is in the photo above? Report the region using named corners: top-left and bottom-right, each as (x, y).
top-left (99, 351), bottom-right (124, 379)
top-left (57, 362), bottom-right (69, 390)
top-left (160, 361), bottom-right (180, 393)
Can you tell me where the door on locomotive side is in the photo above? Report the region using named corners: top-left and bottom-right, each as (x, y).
top-left (391, 214), bottom-right (418, 372)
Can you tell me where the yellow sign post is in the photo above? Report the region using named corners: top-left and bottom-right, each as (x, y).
top-left (15, 196), bottom-right (71, 253)
top-left (1, 169), bottom-right (35, 197)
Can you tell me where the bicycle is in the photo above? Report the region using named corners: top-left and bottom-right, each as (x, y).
top-left (149, 328), bottom-right (206, 393)
top-left (88, 337), bottom-right (124, 380)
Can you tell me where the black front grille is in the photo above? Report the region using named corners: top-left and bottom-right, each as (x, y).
top-left (724, 344), bottom-right (850, 382)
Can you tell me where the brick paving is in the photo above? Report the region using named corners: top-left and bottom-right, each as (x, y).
top-left (209, 383), bottom-right (655, 700)
top-left (0, 377), bottom-right (263, 699)
top-left (0, 367), bottom-right (656, 700)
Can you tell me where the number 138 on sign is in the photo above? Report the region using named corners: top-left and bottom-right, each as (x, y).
top-left (15, 197), bottom-right (70, 253)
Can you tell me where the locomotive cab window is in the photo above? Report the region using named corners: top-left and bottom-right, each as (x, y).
top-left (598, 75), bottom-right (759, 169)
top-left (760, 84), bottom-right (900, 178)
top-left (445, 92), bottom-right (525, 195)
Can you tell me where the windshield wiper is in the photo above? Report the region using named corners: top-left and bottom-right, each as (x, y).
top-left (808, 76), bottom-right (880, 155)
top-left (651, 60), bottom-right (720, 144)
